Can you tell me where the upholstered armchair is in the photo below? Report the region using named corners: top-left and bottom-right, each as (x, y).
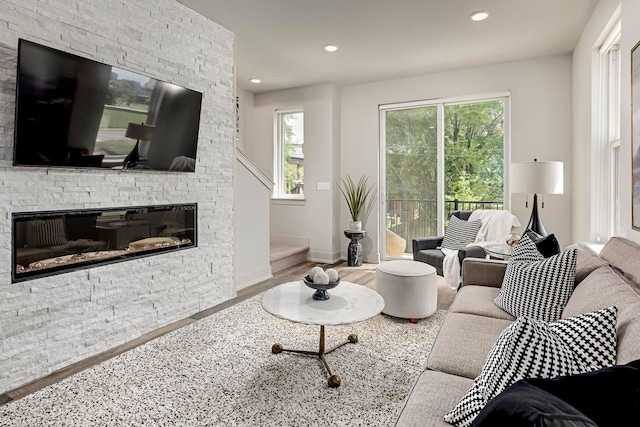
top-left (412, 210), bottom-right (486, 276)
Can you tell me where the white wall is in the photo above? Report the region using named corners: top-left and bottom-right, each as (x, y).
top-left (571, 0), bottom-right (640, 245)
top-left (234, 151), bottom-right (272, 289)
top-left (252, 83), bottom-right (342, 262)
top-left (341, 55), bottom-right (574, 259)
top-left (571, 0), bottom-right (621, 244)
top-left (237, 89), bottom-right (255, 153)
top-left (620, 0), bottom-right (640, 242)
top-left (0, 0), bottom-right (235, 394)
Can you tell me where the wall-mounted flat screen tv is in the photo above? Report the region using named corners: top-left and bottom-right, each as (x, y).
top-left (13, 39), bottom-right (202, 172)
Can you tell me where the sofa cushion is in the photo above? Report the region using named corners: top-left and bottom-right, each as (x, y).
top-left (449, 286), bottom-right (515, 321)
top-left (415, 249), bottom-right (444, 271)
top-left (442, 215), bottom-right (481, 250)
top-left (599, 236), bottom-right (640, 285)
top-left (444, 307), bottom-right (618, 427)
top-left (564, 242), bottom-right (608, 284)
top-left (471, 380), bottom-right (597, 427)
top-left (563, 265), bottom-right (640, 364)
top-left (461, 258), bottom-right (508, 288)
top-left (426, 313), bottom-right (513, 379)
top-left (494, 235), bottom-right (577, 322)
top-left (396, 370), bottom-right (474, 427)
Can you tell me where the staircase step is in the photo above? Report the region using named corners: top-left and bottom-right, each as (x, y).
top-left (270, 243), bottom-right (309, 274)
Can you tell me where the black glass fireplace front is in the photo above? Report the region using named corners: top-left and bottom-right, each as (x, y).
top-left (12, 204), bottom-right (196, 282)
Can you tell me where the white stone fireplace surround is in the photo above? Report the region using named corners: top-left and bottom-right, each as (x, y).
top-left (0, 0), bottom-right (235, 394)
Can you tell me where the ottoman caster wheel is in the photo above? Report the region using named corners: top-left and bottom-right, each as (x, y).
top-left (348, 334), bottom-right (358, 343)
top-left (328, 375), bottom-right (341, 388)
top-left (272, 344), bottom-right (283, 354)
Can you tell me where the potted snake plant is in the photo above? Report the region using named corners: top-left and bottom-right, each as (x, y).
top-left (338, 175), bottom-right (376, 231)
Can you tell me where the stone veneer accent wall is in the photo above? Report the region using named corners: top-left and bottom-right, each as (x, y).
top-left (0, 0), bottom-right (235, 393)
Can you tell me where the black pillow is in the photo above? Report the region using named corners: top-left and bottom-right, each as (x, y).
top-left (524, 360), bottom-right (640, 427)
top-left (473, 360), bottom-right (640, 427)
top-left (471, 380), bottom-right (597, 427)
top-left (524, 229), bottom-right (561, 258)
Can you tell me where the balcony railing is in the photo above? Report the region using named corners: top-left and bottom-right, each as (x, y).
top-left (386, 199), bottom-right (503, 253)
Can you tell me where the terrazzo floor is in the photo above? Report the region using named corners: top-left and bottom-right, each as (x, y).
top-left (0, 294), bottom-right (447, 426)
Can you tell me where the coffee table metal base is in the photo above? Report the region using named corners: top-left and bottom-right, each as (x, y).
top-left (271, 325), bottom-right (358, 388)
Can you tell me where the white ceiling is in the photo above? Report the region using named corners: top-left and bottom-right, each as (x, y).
top-left (179, 0), bottom-right (599, 94)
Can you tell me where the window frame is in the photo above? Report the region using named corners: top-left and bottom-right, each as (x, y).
top-left (273, 108), bottom-right (305, 201)
top-left (593, 19), bottom-right (621, 241)
top-left (378, 91), bottom-right (511, 259)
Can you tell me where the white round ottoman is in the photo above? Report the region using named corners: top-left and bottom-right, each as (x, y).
top-left (375, 260), bottom-right (437, 322)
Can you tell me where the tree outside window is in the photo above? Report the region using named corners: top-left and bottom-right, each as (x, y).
top-left (275, 109), bottom-right (304, 198)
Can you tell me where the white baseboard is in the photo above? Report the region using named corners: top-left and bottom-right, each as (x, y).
top-left (271, 235), bottom-right (310, 247)
top-left (308, 250), bottom-right (342, 264)
top-left (235, 267), bottom-right (273, 291)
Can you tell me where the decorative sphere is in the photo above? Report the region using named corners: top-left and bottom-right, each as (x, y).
top-left (313, 271), bottom-right (330, 284)
top-left (308, 266), bottom-right (324, 280)
top-left (325, 268), bottom-right (339, 283)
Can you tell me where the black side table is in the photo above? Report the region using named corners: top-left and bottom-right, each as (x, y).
top-left (344, 230), bottom-right (366, 266)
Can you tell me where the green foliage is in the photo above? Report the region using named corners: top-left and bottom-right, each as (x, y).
top-left (339, 175), bottom-right (376, 221)
top-left (283, 113), bottom-right (304, 195)
top-left (106, 77), bottom-right (152, 108)
top-left (385, 101), bottom-right (504, 203)
top-left (99, 107), bottom-right (147, 129)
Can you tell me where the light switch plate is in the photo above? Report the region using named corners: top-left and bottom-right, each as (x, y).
top-left (317, 182), bottom-right (331, 191)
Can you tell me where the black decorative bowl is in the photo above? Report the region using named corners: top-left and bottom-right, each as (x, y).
top-left (303, 275), bottom-right (340, 300)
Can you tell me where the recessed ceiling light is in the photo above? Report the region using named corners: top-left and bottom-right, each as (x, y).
top-left (469, 10), bottom-right (490, 22)
top-left (323, 45), bottom-right (338, 52)
top-left (249, 78), bottom-right (262, 84)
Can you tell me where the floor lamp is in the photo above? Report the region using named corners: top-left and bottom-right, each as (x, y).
top-left (511, 159), bottom-right (563, 236)
top-left (123, 122), bottom-right (155, 170)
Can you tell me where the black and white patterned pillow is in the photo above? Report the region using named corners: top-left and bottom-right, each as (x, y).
top-left (444, 306), bottom-right (618, 427)
top-left (441, 215), bottom-right (481, 250)
top-left (494, 234), bottom-right (577, 322)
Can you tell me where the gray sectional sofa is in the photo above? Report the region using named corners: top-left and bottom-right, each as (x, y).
top-left (395, 236), bottom-right (640, 426)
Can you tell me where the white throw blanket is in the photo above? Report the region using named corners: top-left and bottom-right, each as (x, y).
top-left (442, 210), bottom-right (521, 290)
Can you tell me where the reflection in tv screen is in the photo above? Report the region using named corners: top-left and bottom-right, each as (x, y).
top-left (13, 39), bottom-right (202, 172)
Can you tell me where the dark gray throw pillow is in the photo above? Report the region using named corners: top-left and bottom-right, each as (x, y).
top-left (525, 229), bottom-right (561, 258)
top-left (471, 381), bottom-right (598, 427)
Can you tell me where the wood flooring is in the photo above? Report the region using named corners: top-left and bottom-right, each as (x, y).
top-left (0, 260), bottom-right (453, 407)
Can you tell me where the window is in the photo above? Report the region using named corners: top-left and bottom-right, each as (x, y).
top-left (595, 20), bottom-right (621, 240)
top-left (274, 109), bottom-right (304, 199)
top-left (380, 93), bottom-right (509, 258)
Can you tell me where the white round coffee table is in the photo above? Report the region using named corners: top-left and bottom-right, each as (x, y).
top-left (261, 280), bottom-right (384, 388)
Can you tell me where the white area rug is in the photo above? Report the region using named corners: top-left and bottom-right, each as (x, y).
top-left (0, 295), bottom-right (447, 426)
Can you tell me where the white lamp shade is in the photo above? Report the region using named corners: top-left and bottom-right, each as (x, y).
top-left (511, 160), bottom-right (563, 194)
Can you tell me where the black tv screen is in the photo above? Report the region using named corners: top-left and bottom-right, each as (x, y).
top-left (14, 39), bottom-right (202, 172)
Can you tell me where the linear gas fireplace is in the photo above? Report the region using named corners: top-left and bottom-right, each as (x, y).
top-left (12, 204), bottom-right (197, 282)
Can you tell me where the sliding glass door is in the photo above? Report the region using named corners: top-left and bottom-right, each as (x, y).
top-left (380, 95), bottom-right (508, 259)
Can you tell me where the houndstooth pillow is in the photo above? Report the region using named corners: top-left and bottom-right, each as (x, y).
top-left (494, 234), bottom-right (577, 322)
top-left (444, 306), bottom-right (618, 427)
top-left (441, 215), bottom-right (481, 250)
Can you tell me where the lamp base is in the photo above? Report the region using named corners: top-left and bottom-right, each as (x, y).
top-left (525, 193), bottom-right (548, 236)
top-left (123, 140), bottom-right (140, 170)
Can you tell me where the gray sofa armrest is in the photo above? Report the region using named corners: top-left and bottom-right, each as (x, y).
top-left (412, 237), bottom-right (443, 260)
top-left (461, 258), bottom-right (508, 288)
top-left (457, 245), bottom-right (486, 265)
